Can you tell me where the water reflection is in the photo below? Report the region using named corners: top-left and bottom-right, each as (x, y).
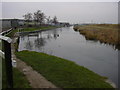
top-left (73, 29), bottom-right (79, 32)
top-left (25, 36), bottom-right (33, 50)
top-left (25, 40), bottom-right (33, 50)
top-left (20, 29), bottom-right (60, 51)
top-left (34, 38), bottom-right (46, 50)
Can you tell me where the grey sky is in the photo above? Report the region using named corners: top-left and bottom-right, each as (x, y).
top-left (2, 2), bottom-right (118, 24)
top-left (1, 0), bottom-right (120, 2)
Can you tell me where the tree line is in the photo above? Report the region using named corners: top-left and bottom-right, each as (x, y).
top-left (23, 10), bottom-right (58, 25)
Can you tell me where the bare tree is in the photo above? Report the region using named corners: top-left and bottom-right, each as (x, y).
top-left (34, 10), bottom-right (46, 26)
top-left (46, 16), bottom-right (51, 24)
top-left (52, 16), bottom-right (58, 25)
top-left (23, 13), bottom-right (32, 24)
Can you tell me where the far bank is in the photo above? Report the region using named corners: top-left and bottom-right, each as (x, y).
top-left (73, 24), bottom-right (119, 49)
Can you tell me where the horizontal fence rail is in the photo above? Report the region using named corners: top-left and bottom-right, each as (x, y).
top-left (0, 28), bottom-right (12, 36)
top-left (0, 35), bottom-right (12, 43)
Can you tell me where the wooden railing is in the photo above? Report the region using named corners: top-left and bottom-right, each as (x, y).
top-left (0, 30), bottom-right (13, 88)
top-left (0, 28), bottom-right (12, 36)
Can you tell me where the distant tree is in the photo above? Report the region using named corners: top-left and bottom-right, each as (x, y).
top-left (23, 13), bottom-right (32, 24)
top-left (34, 10), bottom-right (46, 25)
top-left (46, 16), bottom-right (51, 24)
top-left (52, 16), bottom-right (58, 25)
top-left (33, 12), bottom-right (38, 26)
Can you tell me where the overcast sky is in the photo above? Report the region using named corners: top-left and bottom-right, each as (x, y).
top-left (1, 0), bottom-right (120, 2)
top-left (1, 2), bottom-right (118, 24)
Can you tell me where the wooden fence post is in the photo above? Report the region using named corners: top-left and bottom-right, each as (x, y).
top-left (3, 40), bottom-right (13, 88)
top-left (0, 34), bottom-right (13, 88)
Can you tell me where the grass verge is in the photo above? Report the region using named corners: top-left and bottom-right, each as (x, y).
top-left (15, 50), bottom-right (113, 88)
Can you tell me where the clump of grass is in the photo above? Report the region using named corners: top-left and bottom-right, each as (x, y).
top-left (74, 24), bottom-right (119, 47)
top-left (15, 50), bottom-right (113, 88)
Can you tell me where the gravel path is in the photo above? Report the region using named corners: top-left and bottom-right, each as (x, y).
top-left (11, 37), bottom-right (57, 88)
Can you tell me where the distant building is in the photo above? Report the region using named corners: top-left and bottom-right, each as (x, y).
top-left (18, 19), bottom-right (25, 26)
top-left (0, 19), bottom-right (11, 30)
top-left (59, 22), bottom-right (70, 27)
top-left (0, 19), bottom-right (25, 31)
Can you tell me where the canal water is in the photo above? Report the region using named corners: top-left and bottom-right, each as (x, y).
top-left (18, 26), bottom-right (118, 86)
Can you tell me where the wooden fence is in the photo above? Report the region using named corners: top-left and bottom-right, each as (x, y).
top-left (0, 29), bottom-right (13, 88)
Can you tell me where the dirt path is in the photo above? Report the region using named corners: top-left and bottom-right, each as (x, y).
top-left (11, 37), bottom-right (57, 88)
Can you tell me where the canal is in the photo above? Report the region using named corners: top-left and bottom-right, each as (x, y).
top-left (18, 26), bottom-right (118, 86)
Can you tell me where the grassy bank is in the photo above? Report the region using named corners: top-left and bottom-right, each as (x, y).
top-left (74, 24), bottom-right (119, 46)
top-left (21, 26), bottom-right (58, 32)
top-left (6, 26), bottom-right (58, 38)
top-left (2, 57), bottom-right (31, 88)
top-left (16, 50), bottom-right (113, 88)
